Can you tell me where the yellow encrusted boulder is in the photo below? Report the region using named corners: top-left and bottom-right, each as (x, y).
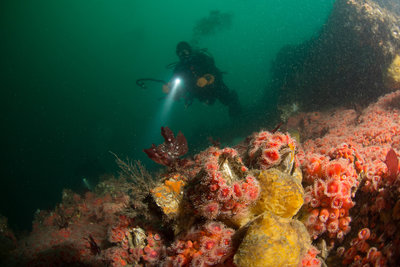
top-left (234, 211), bottom-right (311, 267)
top-left (252, 168), bottom-right (304, 219)
top-left (385, 54), bottom-right (400, 89)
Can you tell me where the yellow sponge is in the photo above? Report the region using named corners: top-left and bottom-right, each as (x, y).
top-left (234, 211), bottom-right (310, 267)
top-left (385, 54), bottom-right (400, 89)
top-left (252, 168), bottom-right (304, 219)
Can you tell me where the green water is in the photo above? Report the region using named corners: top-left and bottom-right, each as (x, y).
top-left (0, 0), bottom-right (334, 230)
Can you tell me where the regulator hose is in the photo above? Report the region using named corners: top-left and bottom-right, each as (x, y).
top-left (136, 78), bottom-right (167, 89)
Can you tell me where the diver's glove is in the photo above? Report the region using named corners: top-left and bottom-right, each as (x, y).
top-left (196, 74), bottom-right (215, 88)
top-left (196, 77), bottom-right (208, 87)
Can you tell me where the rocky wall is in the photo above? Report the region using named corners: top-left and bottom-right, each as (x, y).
top-left (269, 0), bottom-right (400, 112)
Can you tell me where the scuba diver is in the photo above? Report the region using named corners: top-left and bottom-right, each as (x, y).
top-left (163, 41), bottom-right (242, 117)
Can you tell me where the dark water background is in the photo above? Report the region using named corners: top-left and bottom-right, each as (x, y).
top-left (0, 0), bottom-right (334, 231)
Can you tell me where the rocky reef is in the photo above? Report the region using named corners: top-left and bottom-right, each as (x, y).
top-left (3, 89), bottom-right (399, 266)
top-left (0, 88), bottom-right (399, 266)
top-left (1, 125), bottom-right (319, 266)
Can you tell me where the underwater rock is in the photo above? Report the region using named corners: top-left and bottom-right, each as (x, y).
top-left (279, 102), bottom-right (301, 123)
top-left (269, 0), bottom-right (400, 112)
top-left (375, 0), bottom-right (400, 16)
top-left (150, 173), bottom-right (187, 221)
top-left (0, 215), bottom-right (16, 263)
top-left (234, 211), bottom-right (312, 267)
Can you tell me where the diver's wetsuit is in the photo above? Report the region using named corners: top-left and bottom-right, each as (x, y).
top-left (172, 51), bottom-right (241, 117)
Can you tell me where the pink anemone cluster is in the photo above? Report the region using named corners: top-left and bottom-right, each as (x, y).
top-left (247, 131), bottom-right (297, 169)
top-left (164, 221), bottom-right (235, 267)
top-left (188, 147), bottom-right (260, 220)
top-left (300, 143), bottom-right (362, 241)
top-left (289, 90), bottom-right (400, 265)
